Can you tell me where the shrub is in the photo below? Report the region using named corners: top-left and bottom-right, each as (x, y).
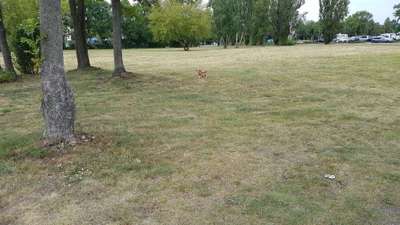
top-left (0, 71), bottom-right (16, 83)
top-left (286, 39), bottom-right (296, 46)
top-left (12, 19), bottom-right (41, 75)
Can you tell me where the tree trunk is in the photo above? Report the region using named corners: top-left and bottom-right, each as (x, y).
top-left (239, 32), bottom-right (245, 46)
top-left (183, 41), bottom-right (190, 51)
top-left (235, 32), bottom-right (239, 48)
top-left (249, 35), bottom-right (254, 46)
top-left (111, 0), bottom-right (126, 76)
top-left (69, 0), bottom-right (91, 70)
top-left (40, 0), bottom-right (75, 144)
top-left (0, 4), bottom-right (16, 77)
top-left (223, 36), bottom-right (227, 49)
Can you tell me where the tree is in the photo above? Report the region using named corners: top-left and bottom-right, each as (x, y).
top-left (111, 0), bottom-right (127, 76)
top-left (319, 0), bottom-right (349, 44)
top-left (211, 0), bottom-right (271, 47)
top-left (69, 0), bottom-right (91, 69)
top-left (343, 11), bottom-right (375, 36)
top-left (0, 2), bottom-right (16, 77)
top-left (13, 19), bottom-right (41, 75)
top-left (1, 0), bottom-right (38, 39)
top-left (383, 17), bottom-right (396, 33)
top-left (40, 0), bottom-right (75, 144)
top-left (296, 20), bottom-right (321, 41)
top-left (372, 22), bottom-right (384, 35)
top-left (232, 0), bottom-right (254, 47)
top-left (86, 0), bottom-right (113, 47)
top-left (394, 3), bottom-right (400, 22)
top-left (121, 0), bottom-right (154, 48)
top-left (269, 0), bottom-right (305, 45)
top-left (149, 0), bottom-right (212, 51)
top-left (250, 0), bottom-right (272, 45)
top-left (211, 0), bottom-right (236, 48)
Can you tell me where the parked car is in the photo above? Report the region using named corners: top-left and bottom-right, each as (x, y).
top-left (370, 36), bottom-right (393, 43)
top-left (396, 32), bottom-right (400, 40)
top-left (358, 35), bottom-right (370, 42)
top-left (349, 36), bottom-right (360, 42)
top-left (314, 37), bottom-right (324, 43)
top-left (335, 33), bottom-right (349, 43)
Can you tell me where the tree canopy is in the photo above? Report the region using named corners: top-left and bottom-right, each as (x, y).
top-left (1, 0), bottom-right (38, 39)
top-left (343, 11), bottom-right (375, 36)
top-left (319, 0), bottom-right (349, 44)
top-left (270, 0), bottom-right (305, 45)
top-left (149, 0), bottom-right (212, 50)
top-left (394, 3), bottom-right (400, 22)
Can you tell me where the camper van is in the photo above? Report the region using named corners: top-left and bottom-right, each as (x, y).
top-left (381, 33), bottom-right (396, 41)
top-left (335, 33), bottom-right (349, 43)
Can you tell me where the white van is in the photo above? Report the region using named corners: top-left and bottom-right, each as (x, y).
top-left (381, 33), bottom-right (395, 41)
top-left (335, 33), bottom-right (349, 43)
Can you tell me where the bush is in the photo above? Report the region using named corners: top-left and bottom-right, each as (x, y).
top-left (12, 19), bottom-right (41, 75)
top-left (285, 39), bottom-right (296, 46)
top-left (0, 71), bottom-right (16, 83)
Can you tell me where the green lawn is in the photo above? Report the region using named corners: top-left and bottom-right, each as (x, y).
top-left (1, 44), bottom-right (400, 225)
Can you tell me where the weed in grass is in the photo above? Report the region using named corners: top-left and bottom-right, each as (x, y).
top-left (0, 161), bottom-right (15, 175)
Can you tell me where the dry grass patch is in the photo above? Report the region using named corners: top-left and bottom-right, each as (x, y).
top-left (1, 43), bottom-right (400, 225)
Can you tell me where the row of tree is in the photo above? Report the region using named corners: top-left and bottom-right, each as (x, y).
top-left (3, 0), bottom-right (400, 54)
top-left (297, 10), bottom-right (400, 42)
top-left (210, 0), bottom-right (305, 46)
top-left (212, 0), bottom-right (400, 45)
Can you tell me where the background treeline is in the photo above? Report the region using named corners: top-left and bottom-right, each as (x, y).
top-left (297, 11), bottom-right (399, 42)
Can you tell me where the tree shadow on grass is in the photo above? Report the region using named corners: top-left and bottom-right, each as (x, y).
top-left (67, 67), bottom-right (177, 85)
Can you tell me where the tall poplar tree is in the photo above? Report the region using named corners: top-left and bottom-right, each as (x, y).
top-left (319, 0), bottom-right (349, 44)
top-left (269, 0), bottom-right (304, 45)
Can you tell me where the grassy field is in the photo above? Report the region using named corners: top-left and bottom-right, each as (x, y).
top-left (1, 44), bottom-right (400, 225)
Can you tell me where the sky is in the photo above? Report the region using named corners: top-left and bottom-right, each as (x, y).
top-left (300, 0), bottom-right (399, 23)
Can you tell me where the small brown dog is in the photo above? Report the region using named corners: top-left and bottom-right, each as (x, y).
top-left (196, 69), bottom-right (208, 79)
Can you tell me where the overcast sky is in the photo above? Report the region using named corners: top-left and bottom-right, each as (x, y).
top-left (300, 0), bottom-right (398, 23)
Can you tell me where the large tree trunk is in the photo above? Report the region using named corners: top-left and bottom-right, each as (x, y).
top-left (69, 0), bottom-right (91, 70)
top-left (0, 4), bottom-right (16, 77)
top-left (111, 0), bottom-right (126, 76)
top-left (40, 0), bottom-right (75, 144)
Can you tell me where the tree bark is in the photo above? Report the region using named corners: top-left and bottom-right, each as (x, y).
top-left (0, 3), bottom-right (16, 77)
top-left (69, 0), bottom-right (91, 70)
top-left (111, 0), bottom-right (126, 76)
top-left (235, 32), bottom-right (239, 48)
top-left (223, 36), bottom-right (228, 48)
top-left (183, 41), bottom-right (190, 51)
top-left (239, 32), bottom-right (245, 46)
top-left (40, 0), bottom-right (75, 144)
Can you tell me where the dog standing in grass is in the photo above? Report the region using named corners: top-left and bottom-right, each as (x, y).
top-left (196, 69), bottom-right (208, 79)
